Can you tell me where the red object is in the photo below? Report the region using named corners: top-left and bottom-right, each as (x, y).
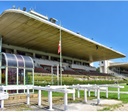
top-left (58, 40), bottom-right (61, 54)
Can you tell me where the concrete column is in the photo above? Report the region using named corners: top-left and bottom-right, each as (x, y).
top-left (48, 56), bottom-right (51, 60)
top-left (33, 53), bottom-right (35, 58)
top-left (72, 59), bottom-right (74, 64)
top-left (38, 89), bottom-right (41, 106)
top-left (14, 49), bottom-right (17, 54)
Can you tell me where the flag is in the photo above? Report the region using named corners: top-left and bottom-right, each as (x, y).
top-left (58, 40), bottom-right (61, 54)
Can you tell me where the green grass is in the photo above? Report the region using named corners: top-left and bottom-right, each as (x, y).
top-left (34, 75), bottom-right (127, 86)
top-left (34, 74), bottom-right (128, 104)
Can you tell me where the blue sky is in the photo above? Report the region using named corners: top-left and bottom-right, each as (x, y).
top-left (0, 1), bottom-right (128, 67)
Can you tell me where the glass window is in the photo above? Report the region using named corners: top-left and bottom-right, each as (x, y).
top-left (5, 53), bottom-right (17, 67)
top-left (23, 56), bottom-right (33, 68)
top-left (8, 68), bottom-right (17, 85)
top-left (25, 69), bottom-right (33, 85)
top-left (2, 69), bottom-right (5, 85)
top-left (18, 69), bottom-right (24, 85)
top-left (2, 54), bottom-right (6, 66)
top-left (15, 55), bottom-right (24, 67)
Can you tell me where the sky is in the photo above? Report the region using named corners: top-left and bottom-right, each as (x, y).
top-left (0, 1), bottom-right (128, 67)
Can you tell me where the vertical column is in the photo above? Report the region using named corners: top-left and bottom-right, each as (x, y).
top-left (64, 91), bottom-right (68, 110)
top-left (72, 59), bottom-right (74, 64)
top-left (88, 84), bottom-right (90, 97)
top-left (84, 89), bottom-right (87, 103)
top-left (27, 88), bottom-right (30, 105)
top-left (48, 56), bottom-right (51, 60)
top-left (32, 69), bottom-right (34, 93)
top-left (16, 67), bottom-right (18, 93)
top-left (118, 86), bottom-right (120, 99)
top-left (72, 85), bottom-right (75, 101)
top-left (97, 87), bottom-right (100, 105)
top-left (77, 84), bottom-right (80, 98)
top-left (106, 87), bottom-right (108, 98)
top-left (48, 91), bottom-right (53, 111)
top-left (5, 67), bottom-right (8, 86)
top-left (24, 69), bottom-right (25, 93)
top-left (51, 66), bottom-right (53, 85)
top-left (77, 89), bottom-right (80, 98)
top-left (0, 100), bottom-right (4, 109)
top-left (88, 89), bottom-right (90, 97)
top-left (94, 84), bottom-right (97, 97)
top-left (38, 89), bottom-right (41, 106)
top-left (14, 49), bottom-right (17, 54)
top-left (33, 53), bottom-right (35, 58)
top-left (0, 36), bottom-right (2, 84)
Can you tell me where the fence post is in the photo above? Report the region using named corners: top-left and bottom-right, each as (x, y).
top-left (97, 86), bottom-right (100, 105)
top-left (64, 87), bottom-right (68, 110)
top-left (106, 86), bottom-right (108, 98)
top-left (72, 85), bottom-right (75, 100)
top-left (77, 84), bottom-right (80, 98)
top-left (48, 89), bottom-right (53, 110)
top-left (84, 89), bottom-right (87, 103)
top-left (94, 84), bottom-right (97, 97)
top-left (27, 88), bottom-right (30, 105)
top-left (117, 85), bottom-right (120, 99)
top-left (0, 100), bottom-right (4, 108)
top-left (38, 89), bottom-right (42, 106)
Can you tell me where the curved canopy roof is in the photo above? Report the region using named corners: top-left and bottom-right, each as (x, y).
top-left (0, 9), bottom-right (125, 62)
top-left (2, 53), bottom-right (34, 68)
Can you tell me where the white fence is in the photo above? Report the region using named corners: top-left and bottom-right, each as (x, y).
top-left (0, 84), bottom-right (124, 111)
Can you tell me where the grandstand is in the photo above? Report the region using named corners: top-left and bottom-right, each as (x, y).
top-left (0, 8), bottom-right (126, 86)
top-left (100, 60), bottom-right (128, 78)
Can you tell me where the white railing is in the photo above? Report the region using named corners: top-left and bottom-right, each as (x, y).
top-left (0, 84), bottom-right (125, 110)
top-left (0, 92), bottom-right (9, 108)
top-left (33, 85), bottom-right (74, 111)
top-left (0, 85), bottom-right (33, 109)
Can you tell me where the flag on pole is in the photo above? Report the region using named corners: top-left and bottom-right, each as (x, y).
top-left (58, 40), bottom-right (61, 54)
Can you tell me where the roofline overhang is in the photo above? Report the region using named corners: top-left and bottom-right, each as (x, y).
top-left (1, 9), bottom-right (125, 58)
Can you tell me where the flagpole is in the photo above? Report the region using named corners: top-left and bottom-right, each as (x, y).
top-left (59, 21), bottom-right (62, 85)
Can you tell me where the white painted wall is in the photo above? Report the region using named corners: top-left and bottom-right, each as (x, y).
top-left (99, 60), bottom-right (111, 73)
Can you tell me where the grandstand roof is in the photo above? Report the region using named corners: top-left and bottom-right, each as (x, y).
top-left (109, 62), bottom-right (128, 69)
top-left (0, 9), bottom-right (125, 62)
